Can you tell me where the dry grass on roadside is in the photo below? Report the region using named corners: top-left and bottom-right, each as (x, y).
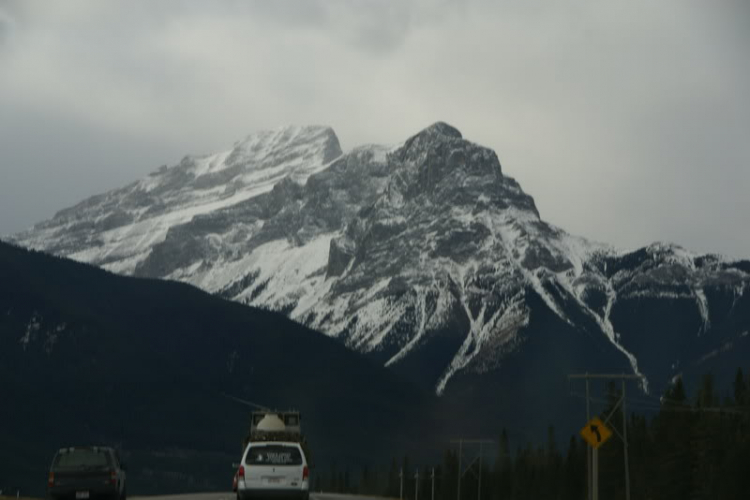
top-left (0, 495), bottom-right (41, 500)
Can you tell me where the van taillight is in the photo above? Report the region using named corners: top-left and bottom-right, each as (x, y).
top-left (48, 472), bottom-right (55, 487)
top-left (303, 466), bottom-right (309, 480)
top-left (239, 465), bottom-right (245, 479)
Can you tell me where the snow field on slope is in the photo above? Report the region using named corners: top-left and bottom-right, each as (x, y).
top-left (435, 288), bottom-right (529, 395)
top-left (557, 271), bottom-right (650, 392)
top-left (230, 233), bottom-right (336, 311)
top-left (67, 187), bottom-right (276, 272)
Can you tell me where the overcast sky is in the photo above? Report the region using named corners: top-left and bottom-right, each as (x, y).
top-left (1, 0), bottom-right (749, 258)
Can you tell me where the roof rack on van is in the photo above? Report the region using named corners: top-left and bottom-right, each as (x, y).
top-left (247, 410), bottom-right (303, 443)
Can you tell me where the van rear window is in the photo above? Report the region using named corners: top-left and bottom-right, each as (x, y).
top-left (246, 445), bottom-right (302, 466)
top-left (54, 449), bottom-right (111, 468)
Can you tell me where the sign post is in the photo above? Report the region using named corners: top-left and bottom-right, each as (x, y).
top-left (592, 448), bottom-right (598, 500)
top-left (580, 415), bottom-right (613, 500)
top-left (570, 373), bottom-right (643, 500)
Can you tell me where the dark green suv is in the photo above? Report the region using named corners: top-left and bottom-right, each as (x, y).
top-left (47, 447), bottom-right (127, 500)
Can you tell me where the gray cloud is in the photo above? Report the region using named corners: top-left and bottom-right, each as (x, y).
top-left (0, 6), bottom-right (14, 46)
top-left (243, 0), bottom-right (464, 53)
top-left (0, 0), bottom-right (748, 258)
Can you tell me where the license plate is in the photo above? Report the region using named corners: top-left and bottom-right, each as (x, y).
top-left (266, 477), bottom-right (281, 484)
top-left (76, 492), bottom-right (90, 499)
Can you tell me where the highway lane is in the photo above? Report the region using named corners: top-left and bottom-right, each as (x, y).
top-left (133, 493), bottom-right (393, 500)
top-left (133, 494), bottom-right (235, 500)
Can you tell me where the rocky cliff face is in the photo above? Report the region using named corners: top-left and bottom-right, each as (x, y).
top-left (10, 122), bottom-right (750, 399)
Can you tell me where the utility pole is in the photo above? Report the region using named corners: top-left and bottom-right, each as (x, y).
top-left (477, 442), bottom-right (483, 500)
top-left (415, 469), bottom-right (420, 500)
top-left (569, 373), bottom-right (643, 500)
top-left (431, 468), bottom-right (435, 500)
top-left (400, 467), bottom-right (404, 500)
top-left (451, 439), bottom-right (493, 500)
top-left (456, 439), bottom-right (462, 500)
top-left (586, 375), bottom-right (591, 500)
top-left (592, 447), bottom-right (598, 500)
top-left (622, 379), bottom-right (631, 500)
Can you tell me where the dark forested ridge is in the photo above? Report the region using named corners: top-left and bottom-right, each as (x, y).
top-left (0, 240), bottom-right (443, 495)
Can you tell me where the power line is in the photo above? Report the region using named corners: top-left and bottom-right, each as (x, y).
top-left (568, 392), bottom-right (750, 415)
top-left (220, 392), bottom-right (271, 410)
top-left (450, 439), bottom-right (492, 500)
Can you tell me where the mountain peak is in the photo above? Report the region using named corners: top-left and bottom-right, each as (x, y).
top-left (417, 121), bottom-right (463, 139)
top-left (393, 121), bottom-right (503, 192)
top-left (238, 124), bottom-right (338, 142)
top-left (232, 124), bottom-right (342, 166)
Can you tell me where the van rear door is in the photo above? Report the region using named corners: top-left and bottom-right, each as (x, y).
top-left (244, 444), bottom-right (305, 488)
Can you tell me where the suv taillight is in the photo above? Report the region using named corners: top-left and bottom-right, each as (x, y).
top-left (110, 469), bottom-right (117, 485)
top-left (238, 465), bottom-right (245, 479)
top-left (303, 466), bottom-right (309, 480)
top-left (48, 472), bottom-right (55, 488)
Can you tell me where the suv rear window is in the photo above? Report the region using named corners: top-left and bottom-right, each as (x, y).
top-left (54, 449), bottom-right (111, 468)
top-left (246, 445), bottom-right (302, 466)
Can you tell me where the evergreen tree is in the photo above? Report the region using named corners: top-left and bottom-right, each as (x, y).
top-left (402, 455), bottom-right (412, 500)
top-left (696, 373), bottom-right (717, 408)
top-left (561, 436), bottom-right (585, 500)
top-left (691, 373), bottom-right (721, 499)
top-left (330, 462), bottom-right (339, 493)
top-left (433, 466), bottom-right (443, 500)
top-left (511, 444), bottom-right (535, 500)
top-left (387, 457), bottom-right (400, 498)
top-left (541, 425), bottom-right (562, 500)
top-left (441, 450), bottom-right (458, 500)
top-left (734, 368), bottom-right (747, 406)
top-left (652, 377), bottom-right (692, 500)
top-left (493, 429), bottom-right (512, 500)
top-left (362, 464), bottom-right (371, 494)
top-left (626, 413), bottom-right (652, 500)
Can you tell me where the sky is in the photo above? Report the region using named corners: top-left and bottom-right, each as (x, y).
top-left (1, 0), bottom-right (749, 258)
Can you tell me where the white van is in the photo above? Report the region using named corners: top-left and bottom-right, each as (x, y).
top-left (236, 441), bottom-right (310, 500)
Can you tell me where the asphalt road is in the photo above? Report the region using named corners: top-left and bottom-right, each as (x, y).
top-left (133, 493), bottom-right (391, 500)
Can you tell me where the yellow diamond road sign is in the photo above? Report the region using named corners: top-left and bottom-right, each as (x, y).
top-left (580, 417), bottom-right (613, 449)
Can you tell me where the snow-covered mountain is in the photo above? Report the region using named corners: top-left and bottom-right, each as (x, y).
top-left (13, 125), bottom-right (342, 274)
top-left (10, 122), bottom-right (750, 398)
